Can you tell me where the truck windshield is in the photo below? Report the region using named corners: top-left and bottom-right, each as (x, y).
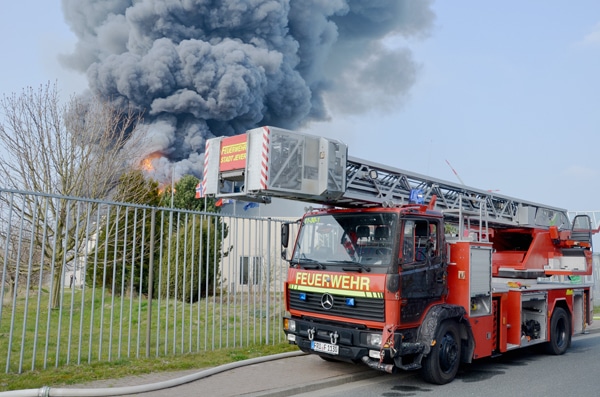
top-left (292, 212), bottom-right (396, 268)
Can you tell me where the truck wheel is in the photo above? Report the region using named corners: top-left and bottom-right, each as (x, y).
top-left (545, 307), bottom-right (571, 355)
top-left (420, 320), bottom-right (461, 385)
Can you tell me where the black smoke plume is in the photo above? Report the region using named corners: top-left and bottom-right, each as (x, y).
top-left (61, 0), bottom-right (434, 181)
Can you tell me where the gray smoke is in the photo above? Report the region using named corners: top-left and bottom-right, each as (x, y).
top-left (61, 0), bottom-right (434, 181)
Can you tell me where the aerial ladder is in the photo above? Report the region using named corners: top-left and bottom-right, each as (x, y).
top-left (205, 126), bottom-right (569, 226)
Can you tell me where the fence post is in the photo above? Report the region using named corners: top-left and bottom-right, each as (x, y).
top-left (146, 209), bottom-right (156, 358)
top-left (266, 218), bottom-right (271, 344)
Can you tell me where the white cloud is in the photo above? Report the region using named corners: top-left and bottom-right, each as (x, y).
top-left (578, 22), bottom-right (600, 46)
top-left (560, 165), bottom-right (599, 180)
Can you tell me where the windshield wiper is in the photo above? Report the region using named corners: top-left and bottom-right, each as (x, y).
top-left (292, 255), bottom-right (326, 269)
top-left (327, 260), bottom-right (371, 273)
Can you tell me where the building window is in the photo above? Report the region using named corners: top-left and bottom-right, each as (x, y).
top-left (240, 256), bottom-right (262, 285)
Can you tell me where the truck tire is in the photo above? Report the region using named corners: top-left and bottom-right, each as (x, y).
top-left (420, 320), bottom-right (461, 385)
top-left (544, 307), bottom-right (571, 355)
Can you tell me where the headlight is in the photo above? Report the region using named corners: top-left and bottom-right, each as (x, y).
top-left (284, 318), bottom-right (296, 332)
top-left (366, 333), bottom-right (382, 347)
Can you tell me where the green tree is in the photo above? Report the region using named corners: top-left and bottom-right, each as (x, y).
top-left (89, 171), bottom-right (227, 301)
top-left (160, 175), bottom-right (228, 301)
top-left (165, 174), bottom-right (218, 213)
top-left (87, 170), bottom-right (161, 295)
top-left (160, 214), bottom-right (226, 302)
top-left (115, 170), bottom-right (162, 206)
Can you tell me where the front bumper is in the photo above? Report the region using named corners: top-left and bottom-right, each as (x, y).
top-left (284, 317), bottom-right (425, 368)
top-left (286, 318), bottom-right (369, 361)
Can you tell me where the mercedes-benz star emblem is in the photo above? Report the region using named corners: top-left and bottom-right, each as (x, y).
top-left (320, 293), bottom-right (334, 310)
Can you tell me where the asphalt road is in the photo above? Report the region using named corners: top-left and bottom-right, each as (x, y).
top-left (296, 332), bottom-right (600, 397)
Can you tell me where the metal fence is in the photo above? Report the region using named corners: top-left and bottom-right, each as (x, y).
top-left (0, 188), bottom-right (295, 374)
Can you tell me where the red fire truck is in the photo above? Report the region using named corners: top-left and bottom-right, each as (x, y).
top-left (204, 126), bottom-right (595, 384)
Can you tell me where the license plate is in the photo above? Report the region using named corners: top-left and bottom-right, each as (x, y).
top-left (311, 340), bottom-right (339, 355)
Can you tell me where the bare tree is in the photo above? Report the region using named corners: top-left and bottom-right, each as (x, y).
top-left (0, 82), bottom-right (146, 307)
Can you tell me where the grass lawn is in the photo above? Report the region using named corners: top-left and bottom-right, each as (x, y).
top-left (1, 287), bottom-right (288, 391)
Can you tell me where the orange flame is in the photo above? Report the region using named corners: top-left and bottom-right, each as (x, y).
top-left (140, 157), bottom-right (154, 171)
top-left (138, 153), bottom-right (162, 172)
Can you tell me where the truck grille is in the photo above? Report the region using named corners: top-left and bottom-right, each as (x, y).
top-left (289, 290), bottom-right (384, 322)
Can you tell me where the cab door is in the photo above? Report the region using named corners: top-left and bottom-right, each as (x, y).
top-left (399, 218), bottom-right (446, 323)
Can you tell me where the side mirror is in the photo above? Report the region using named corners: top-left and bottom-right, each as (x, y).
top-left (281, 223), bottom-right (289, 248)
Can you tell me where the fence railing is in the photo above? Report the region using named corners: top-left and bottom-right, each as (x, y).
top-left (0, 188), bottom-right (294, 374)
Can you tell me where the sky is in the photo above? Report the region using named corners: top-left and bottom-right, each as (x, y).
top-left (0, 1), bottom-right (599, 217)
